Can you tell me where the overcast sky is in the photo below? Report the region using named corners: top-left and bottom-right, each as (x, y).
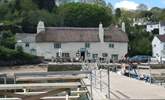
top-left (105, 0), bottom-right (165, 10)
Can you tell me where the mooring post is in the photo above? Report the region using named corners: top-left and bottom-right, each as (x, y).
top-left (66, 93), bottom-right (69, 100)
top-left (90, 71), bottom-right (93, 100)
top-left (107, 66), bottom-right (110, 100)
top-left (149, 66), bottom-right (152, 84)
top-left (100, 69), bottom-right (102, 92)
top-left (94, 69), bottom-right (96, 87)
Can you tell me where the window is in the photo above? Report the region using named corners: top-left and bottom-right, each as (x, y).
top-left (25, 43), bottom-right (29, 47)
top-left (62, 53), bottom-right (70, 57)
top-left (109, 43), bottom-right (114, 48)
top-left (85, 43), bottom-right (90, 48)
top-left (54, 43), bottom-right (61, 49)
top-left (154, 44), bottom-right (156, 47)
top-left (102, 53), bottom-right (108, 57)
top-left (111, 54), bottom-right (118, 61)
top-left (92, 54), bottom-right (98, 59)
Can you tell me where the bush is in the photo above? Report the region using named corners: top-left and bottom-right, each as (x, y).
top-left (0, 46), bottom-right (42, 66)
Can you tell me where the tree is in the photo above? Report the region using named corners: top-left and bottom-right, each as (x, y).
top-left (33, 0), bottom-right (56, 11)
top-left (21, 10), bottom-right (56, 33)
top-left (0, 30), bottom-right (16, 49)
top-left (56, 3), bottom-right (112, 27)
top-left (115, 8), bottom-right (121, 18)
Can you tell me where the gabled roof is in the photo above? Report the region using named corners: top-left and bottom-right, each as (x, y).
top-left (16, 33), bottom-right (36, 43)
top-left (36, 26), bottom-right (128, 43)
top-left (104, 26), bottom-right (128, 42)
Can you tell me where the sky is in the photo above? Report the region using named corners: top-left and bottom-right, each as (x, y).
top-left (105, 0), bottom-right (165, 10)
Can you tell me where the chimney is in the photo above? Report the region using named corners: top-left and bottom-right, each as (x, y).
top-left (37, 21), bottom-right (45, 34)
top-left (99, 22), bottom-right (104, 42)
top-left (122, 22), bottom-right (126, 32)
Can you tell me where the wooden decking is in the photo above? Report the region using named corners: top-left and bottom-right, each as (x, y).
top-left (0, 70), bottom-right (92, 100)
top-left (0, 82), bottom-right (81, 90)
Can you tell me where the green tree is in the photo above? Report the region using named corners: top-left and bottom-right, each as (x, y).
top-left (21, 10), bottom-right (56, 33)
top-left (33, 0), bottom-right (56, 11)
top-left (56, 3), bottom-right (112, 27)
top-left (0, 30), bottom-right (16, 49)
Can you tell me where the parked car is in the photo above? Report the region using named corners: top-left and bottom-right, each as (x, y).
top-left (129, 55), bottom-right (151, 63)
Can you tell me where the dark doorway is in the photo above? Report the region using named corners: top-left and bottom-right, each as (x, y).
top-left (81, 51), bottom-right (85, 61)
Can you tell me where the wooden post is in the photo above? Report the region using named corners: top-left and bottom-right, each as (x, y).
top-left (100, 69), bottom-right (102, 92)
top-left (3, 77), bottom-right (6, 84)
top-left (66, 93), bottom-right (69, 100)
top-left (149, 66), bottom-right (152, 84)
top-left (90, 71), bottom-right (93, 100)
top-left (107, 66), bottom-right (110, 100)
top-left (95, 70), bottom-right (96, 87)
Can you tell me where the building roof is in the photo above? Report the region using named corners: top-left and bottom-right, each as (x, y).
top-left (36, 26), bottom-right (128, 43)
top-left (104, 26), bottom-right (128, 42)
top-left (36, 27), bottom-right (100, 42)
top-left (16, 33), bottom-right (36, 43)
top-left (157, 34), bottom-right (165, 42)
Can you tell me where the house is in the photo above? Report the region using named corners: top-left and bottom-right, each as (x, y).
top-left (146, 21), bottom-right (165, 34)
top-left (133, 18), bottom-right (148, 26)
top-left (146, 22), bottom-right (159, 32)
top-left (152, 21), bottom-right (165, 62)
top-left (16, 21), bottom-right (128, 62)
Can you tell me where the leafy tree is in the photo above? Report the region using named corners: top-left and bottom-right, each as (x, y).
top-left (33, 0), bottom-right (56, 11)
top-left (115, 8), bottom-right (121, 18)
top-left (56, 3), bottom-right (112, 27)
top-left (0, 30), bottom-right (16, 49)
top-left (21, 10), bottom-right (56, 33)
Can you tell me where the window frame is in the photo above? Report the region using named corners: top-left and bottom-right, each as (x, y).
top-left (102, 53), bottom-right (108, 57)
top-left (54, 43), bottom-right (61, 49)
top-left (25, 43), bottom-right (30, 47)
top-left (109, 43), bottom-right (114, 48)
top-left (85, 42), bottom-right (90, 48)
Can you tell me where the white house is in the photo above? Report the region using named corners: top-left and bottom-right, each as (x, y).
top-left (133, 18), bottom-right (148, 26)
top-left (146, 22), bottom-right (159, 32)
top-left (152, 21), bottom-right (165, 62)
top-left (146, 21), bottom-right (165, 34)
top-left (16, 21), bottom-right (128, 62)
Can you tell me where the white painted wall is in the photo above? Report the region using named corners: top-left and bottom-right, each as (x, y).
top-left (152, 36), bottom-right (165, 62)
top-left (146, 24), bottom-right (159, 32)
top-left (16, 42), bottom-right (37, 55)
top-left (35, 42), bottom-right (128, 61)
